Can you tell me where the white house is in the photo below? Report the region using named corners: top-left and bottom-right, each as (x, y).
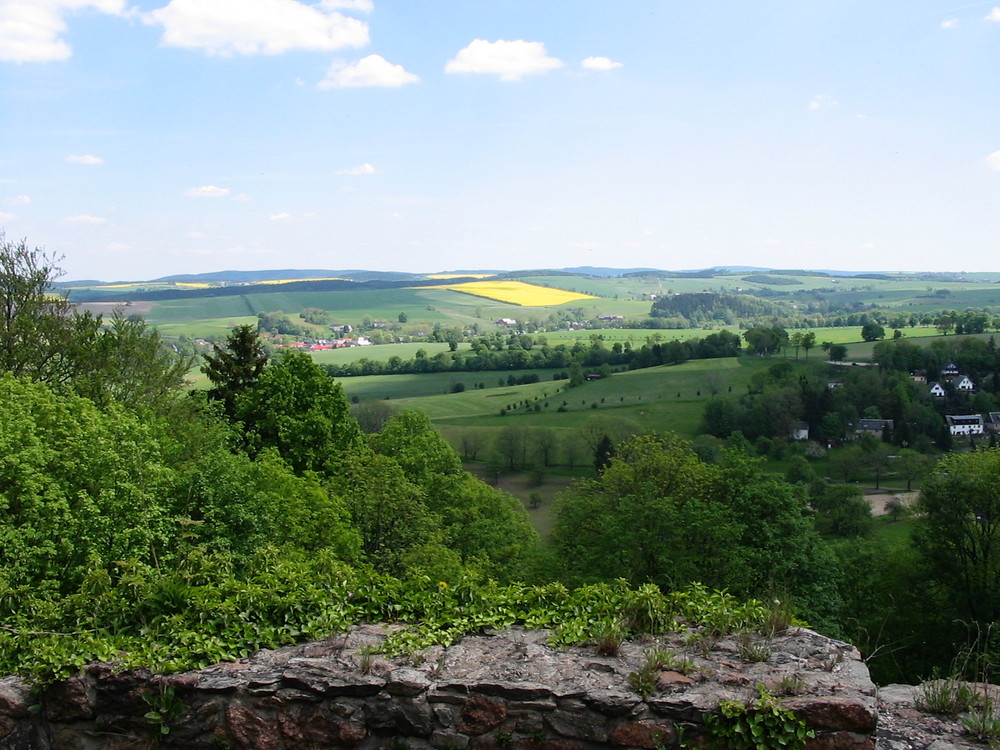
top-left (946, 415), bottom-right (985, 436)
top-left (941, 361), bottom-right (960, 377)
top-left (929, 382), bottom-right (947, 398)
top-left (955, 375), bottom-right (975, 391)
top-left (790, 421), bottom-right (810, 441)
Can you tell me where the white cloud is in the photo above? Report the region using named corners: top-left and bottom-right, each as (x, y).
top-left (0, 211), bottom-right (16, 221)
top-left (987, 151), bottom-right (1000, 170)
top-left (145, 0), bottom-right (369, 56)
top-left (808, 94), bottom-right (839, 110)
top-left (941, 18), bottom-right (959, 29)
top-left (318, 0), bottom-right (373, 11)
top-left (270, 212), bottom-right (294, 221)
top-left (3, 195), bottom-right (30, 206)
top-left (66, 214), bottom-right (106, 224)
top-left (0, 0), bottom-right (126, 63)
top-left (319, 54), bottom-right (418, 88)
top-left (184, 185), bottom-right (230, 198)
top-left (985, 7), bottom-right (1000, 22)
top-left (336, 162), bottom-right (377, 175)
top-left (445, 39), bottom-right (563, 81)
top-left (581, 56), bottom-right (622, 70)
top-left (232, 192), bottom-right (253, 202)
top-left (67, 153), bottom-right (104, 164)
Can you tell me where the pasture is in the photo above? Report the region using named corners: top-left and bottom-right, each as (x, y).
top-left (396, 357), bottom-right (791, 439)
top-left (334, 368), bottom-right (564, 402)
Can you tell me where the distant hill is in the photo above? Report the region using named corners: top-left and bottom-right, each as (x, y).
top-left (153, 269), bottom-right (422, 283)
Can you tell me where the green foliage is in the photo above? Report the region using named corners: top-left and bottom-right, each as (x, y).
top-left (552, 434), bottom-right (839, 627)
top-left (0, 231), bottom-right (76, 383)
top-left (913, 448), bottom-right (1000, 623)
top-left (960, 693), bottom-right (1000, 744)
top-left (915, 672), bottom-right (979, 717)
top-left (810, 485), bottom-right (873, 537)
top-left (143, 683), bottom-right (186, 737)
top-left (699, 686), bottom-right (814, 750)
top-left (0, 374), bottom-right (175, 593)
top-left (236, 350), bottom-right (362, 473)
top-left (202, 324), bottom-right (268, 417)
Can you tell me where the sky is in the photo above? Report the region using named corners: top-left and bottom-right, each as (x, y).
top-left (2, 1), bottom-right (1000, 281)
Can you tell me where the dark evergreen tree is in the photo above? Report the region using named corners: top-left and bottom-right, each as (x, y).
top-left (202, 324), bottom-right (268, 417)
top-left (594, 434), bottom-right (615, 473)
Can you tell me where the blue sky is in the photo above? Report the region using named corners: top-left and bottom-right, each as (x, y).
top-left (2, 1), bottom-right (1000, 280)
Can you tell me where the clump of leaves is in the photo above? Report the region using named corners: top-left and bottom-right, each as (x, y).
top-left (699, 685), bottom-right (814, 750)
top-left (591, 618), bottom-right (626, 657)
top-left (628, 663), bottom-right (658, 700)
top-left (644, 646), bottom-right (697, 675)
top-left (774, 673), bottom-right (806, 696)
top-left (736, 631), bottom-right (773, 663)
top-left (960, 692), bottom-right (1000, 744)
top-left (915, 672), bottom-right (979, 717)
top-left (143, 683), bottom-right (186, 738)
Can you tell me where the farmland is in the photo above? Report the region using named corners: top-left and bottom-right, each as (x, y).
top-left (421, 280), bottom-right (597, 306)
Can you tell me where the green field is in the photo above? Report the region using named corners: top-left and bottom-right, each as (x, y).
top-left (310, 341), bottom-right (470, 367)
top-left (390, 357), bottom-right (791, 439)
top-left (335, 368), bottom-right (565, 402)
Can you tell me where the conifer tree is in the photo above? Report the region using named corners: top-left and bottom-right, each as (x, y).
top-left (202, 324), bottom-right (268, 417)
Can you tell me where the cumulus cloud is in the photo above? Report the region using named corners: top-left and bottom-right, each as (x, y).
top-left (445, 39), bottom-right (563, 81)
top-left (318, 0), bottom-right (373, 11)
top-left (3, 195), bottom-right (30, 206)
top-left (0, 0), bottom-right (126, 63)
top-left (319, 54), bottom-right (418, 88)
top-left (184, 185), bottom-right (230, 198)
top-left (336, 162), bottom-right (377, 175)
top-left (581, 56), bottom-right (622, 70)
top-left (985, 7), bottom-right (1000, 22)
top-left (270, 212), bottom-right (294, 221)
top-left (808, 94), bottom-right (839, 110)
top-left (145, 0), bottom-right (369, 56)
top-left (232, 192), bottom-right (253, 202)
top-left (66, 214), bottom-right (106, 224)
top-left (941, 18), bottom-right (959, 29)
top-left (67, 153), bottom-right (104, 164)
top-left (987, 151), bottom-right (1000, 170)
top-left (0, 211), bottom-right (16, 221)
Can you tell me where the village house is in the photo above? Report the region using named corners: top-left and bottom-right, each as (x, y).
top-left (929, 382), bottom-right (947, 398)
top-left (954, 375), bottom-right (975, 391)
top-left (946, 414), bottom-right (985, 436)
top-left (987, 413), bottom-right (1000, 433)
top-left (854, 419), bottom-right (894, 439)
top-left (790, 421), bottom-right (810, 441)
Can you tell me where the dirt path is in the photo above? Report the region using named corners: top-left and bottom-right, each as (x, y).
top-left (865, 490), bottom-right (918, 516)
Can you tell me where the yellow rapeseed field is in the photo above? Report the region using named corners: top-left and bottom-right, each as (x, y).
top-left (424, 280), bottom-right (596, 306)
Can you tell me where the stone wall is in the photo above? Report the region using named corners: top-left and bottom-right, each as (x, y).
top-left (0, 624), bottom-right (877, 750)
